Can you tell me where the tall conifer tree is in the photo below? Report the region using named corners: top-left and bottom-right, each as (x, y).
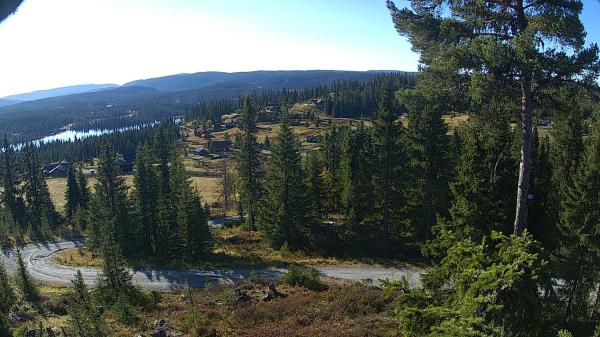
top-left (373, 83), bottom-right (404, 255)
top-left (237, 95), bottom-right (262, 231)
top-left (259, 115), bottom-right (309, 249)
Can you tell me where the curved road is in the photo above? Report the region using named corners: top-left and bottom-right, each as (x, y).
top-left (0, 240), bottom-right (423, 291)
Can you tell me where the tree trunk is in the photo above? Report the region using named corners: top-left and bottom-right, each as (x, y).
top-left (514, 75), bottom-right (533, 236)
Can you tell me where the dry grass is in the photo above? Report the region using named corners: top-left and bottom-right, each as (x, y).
top-left (46, 175), bottom-right (134, 214)
top-left (442, 113), bottom-right (470, 134)
top-left (189, 176), bottom-right (222, 204)
top-left (51, 246), bottom-right (104, 268)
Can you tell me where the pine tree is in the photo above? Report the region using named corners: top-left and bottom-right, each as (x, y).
top-left (373, 83), bottom-right (404, 255)
top-left (387, 0), bottom-right (599, 235)
top-left (259, 116), bottom-right (309, 250)
top-left (237, 95), bottom-right (262, 231)
top-left (0, 261), bottom-right (15, 314)
top-left (69, 270), bottom-right (109, 337)
top-left (14, 247), bottom-right (40, 304)
top-left (65, 164), bottom-right (81, 220)
top-left (0, 134), bottom-right (27, 231)
top-left (132, 144), bottom-right (159, 257)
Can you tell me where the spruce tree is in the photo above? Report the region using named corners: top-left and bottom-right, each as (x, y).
top-left (399, 74), bottom-right (450, 241)
top-left (65, 164), bottom-right (81, 220)
top-left (22, 143), bottom-right (60, 237)
top-left (132, 145), bottom-right (159, 257)
top-left (555, 111), bottom-right (600, 325)
top-left (14, 247), bottom-right (40, 304)
top-left (237, 95), bottom-right (262, 231)
top-left (304, 151), bottom-right (326, 225)
top-left (169, 151), bottom-right (211, 261)
top-left (92, 144), bottom-right (134, 257)
top-left (0, 261), bottom-right (15, 314)
top-left (528, 128), bottom-right (553, 246)
top-left (96, 230), bottom-right (137, 306)
top-left (387, 0), bottom-right (600, 235)
top-left (0, 134), bottom-right (27, 231)
top-left (259, 116), bottom-right (309, 250)
top-left (76, 163), bottom-right (91, 209)
top-left (0, 313), bottom-right (10, 337)
top-left (373, 83), bottom-right (404, 255)
top-left (69, 270), bottom-right (108, 337)
top-left (339, 124), bottom-right (375, 255)
top-left (322, 125), bottom-right (341, 213)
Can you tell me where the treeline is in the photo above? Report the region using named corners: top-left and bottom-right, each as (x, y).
top-left (186, 73), bottom-right (416, 124)
top-left (34, 121), bottom-right (179, 164)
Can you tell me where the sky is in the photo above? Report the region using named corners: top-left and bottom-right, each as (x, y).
top-left (0, 0), bottom-right (598, 98)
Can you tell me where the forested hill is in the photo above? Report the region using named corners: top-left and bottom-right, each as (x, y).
top-left (124, 70), bottom-right (401, 92)
top-left (2, 83), bottom-right (118, 101)
top-left (0, 70), bottom-right (414, 143)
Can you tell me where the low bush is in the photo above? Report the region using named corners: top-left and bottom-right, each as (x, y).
top-left (281, 265), bottom-right (325, 291)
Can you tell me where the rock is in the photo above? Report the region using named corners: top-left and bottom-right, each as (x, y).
top-left (234, 288), bottom-right (251, 302)
top-left (168, 331), bottom-right (185, 337)
top-left (154, 318), bottom-right (166, 329)
top-left (150, 327), bottom-right (167, 337)
top-left (51, 327), bottom-right (63, 336)
top-left (261, 282), bottom-right (283, 302)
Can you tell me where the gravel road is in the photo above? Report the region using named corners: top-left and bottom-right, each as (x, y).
top-left (0, 239), bottom-right (423, 291)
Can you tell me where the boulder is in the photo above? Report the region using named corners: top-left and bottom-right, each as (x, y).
top-left (261, 282), bottom-right (283, 302)
top-left (150, 328), bottom-right (167, 337)
top-left (234, 288), bottom-right (251, 302)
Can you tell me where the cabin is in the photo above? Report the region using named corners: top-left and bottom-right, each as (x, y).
top-left (43, 160), bottom-right (70, 177)
top-left (265, 104), bottom-right (280, 113)
top-left (208, 140), bottom-right (231, 154)
top-left (307, 98), bottom-right (324, 106)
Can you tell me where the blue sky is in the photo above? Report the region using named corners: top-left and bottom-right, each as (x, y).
top-left (0, 0), bottom-right (598, 97)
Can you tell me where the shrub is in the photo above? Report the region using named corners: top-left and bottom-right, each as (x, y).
top-left (179, 308), bottom-right (216, 337)
top-left (281, 265), bottom-right (325, 291)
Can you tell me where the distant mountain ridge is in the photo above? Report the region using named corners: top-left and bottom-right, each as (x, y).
top-left (124, 70), bottom-right (402, 92)
top-left (0, 98), bottom-right (21, 108)
top-left (2, 83), bottom-right (119, 101)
